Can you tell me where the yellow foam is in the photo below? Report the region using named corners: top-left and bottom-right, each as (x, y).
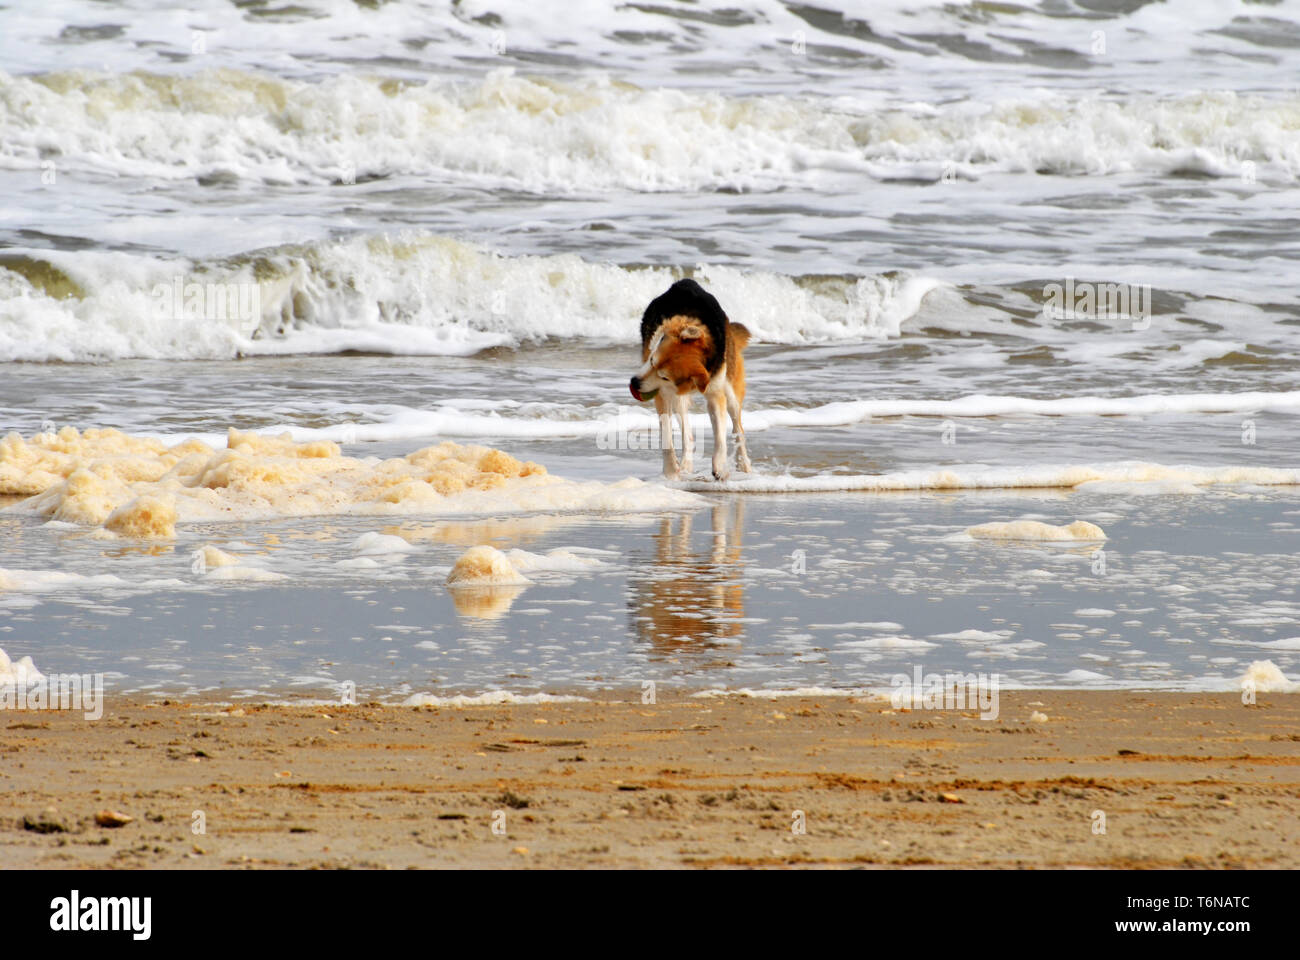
top-left (1, 426), bottom-right (550, 539)
top-left (104, 495), bottom-right (178, 539)
top-left (1241, 659), bottom-right (1298, 693)
top-left (446, 545), bottom-right (531, 587)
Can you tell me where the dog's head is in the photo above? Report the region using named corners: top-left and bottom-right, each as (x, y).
top-left (629, 315), bottom-right (716, 402)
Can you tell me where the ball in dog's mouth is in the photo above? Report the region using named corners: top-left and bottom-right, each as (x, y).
top-left (629, 382), bottom-right (658, 402)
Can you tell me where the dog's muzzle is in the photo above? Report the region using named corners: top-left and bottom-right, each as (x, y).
top-left (629, 377), bottom-right (657, 402)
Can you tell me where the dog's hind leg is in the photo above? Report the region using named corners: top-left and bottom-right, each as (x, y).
top-left (676, 392), bottom-right (695, 476)
top-left (654, 391), bottom-right (680, 479)
top-left (707, 390), bottom-right (729, 480)
top-left (726, 384), bottom-right (751, 474)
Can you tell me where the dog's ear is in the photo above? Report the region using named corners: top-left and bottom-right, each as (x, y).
top-left (680, 325), bottom-right (704, 342)
top-left (691, 370), bottom-right (710, 393)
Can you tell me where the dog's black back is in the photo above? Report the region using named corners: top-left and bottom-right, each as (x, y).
top-left (639, 278), bottom-right (730, 375)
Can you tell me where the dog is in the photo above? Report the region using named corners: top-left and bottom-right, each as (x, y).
top-left (629, 278), bottom-right (752, 480)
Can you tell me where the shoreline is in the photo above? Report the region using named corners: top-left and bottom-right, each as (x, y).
top-left (3, 690), bottom-right (1295, 869)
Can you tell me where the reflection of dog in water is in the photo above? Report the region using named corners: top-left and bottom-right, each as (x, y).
top-left (628, 500), bottom-right (746, 654)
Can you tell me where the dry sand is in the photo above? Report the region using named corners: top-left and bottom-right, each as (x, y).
top-left (1, 691), bottom-right (1296, 869)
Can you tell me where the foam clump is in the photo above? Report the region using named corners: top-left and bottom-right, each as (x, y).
top-left (354, 532), bottom-right (417, 556)
top-left (966, 519), bottom-right (1106, 542)
top-left (0, 425), bottom-right (706, 541)
top-left (198, 545), bottom-right (241, 568)
top-left (104, 494), bottom-right (178, 539)
top-left (194, 543), bottom-right (286, 581)
top-left (446, 545), bottom-right (532, 587)
top-left (1240, 660), bottom-right (1299, 693)
top-left (0, 427), bottom-right (176, 497)
top-left (0, 646), bottom-right (44, 685)
top-left (504, 548), bottom-right (607, 572)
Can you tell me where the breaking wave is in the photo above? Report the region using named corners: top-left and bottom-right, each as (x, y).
top-left (0, 233), bottom-right (939, 362)
top-left (2, 69), bottom-right (1297, 191)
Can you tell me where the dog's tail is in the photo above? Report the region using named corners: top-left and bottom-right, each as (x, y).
top-left (728, 322), bottom-right (751, 352)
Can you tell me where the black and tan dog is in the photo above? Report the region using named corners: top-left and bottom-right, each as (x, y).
top-left (629, 278), bottom-right (752, 480)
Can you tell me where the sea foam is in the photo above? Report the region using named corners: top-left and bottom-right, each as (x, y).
top-left (0, 646), bottom-right (43, 686)
top-left (1, 425), bottom-right (704, 538)
top-left (0, 234), bottom-right (937, 362)
top-left (680, 461), bottom-right (1300, 494)
top-left (3, 71), bottom-right (1295, 189)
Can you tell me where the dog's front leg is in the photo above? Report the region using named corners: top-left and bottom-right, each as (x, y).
top-left (707, 391), bottom-right (729, 480)
top-left (655, 391), bottom-right (680, 479)
top-left (676, 393), bottom-right (694, 476)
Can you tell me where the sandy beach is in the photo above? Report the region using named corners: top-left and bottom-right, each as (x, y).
top-left (2, 690), bottom-right (1295, 869)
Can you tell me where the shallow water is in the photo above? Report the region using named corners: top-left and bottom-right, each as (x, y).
top-left (3, 487), bottom-right (1298, 699)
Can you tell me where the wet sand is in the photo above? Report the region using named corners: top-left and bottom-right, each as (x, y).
top-left (2, 690), bottom-right (1296, 869)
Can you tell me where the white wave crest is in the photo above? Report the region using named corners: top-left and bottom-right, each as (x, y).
top-left (0, 234), bottom-right (938, 362)
top-left (2, 70), bottom-right (1297, 190)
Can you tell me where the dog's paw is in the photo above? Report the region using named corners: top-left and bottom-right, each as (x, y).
top-left (712, 468), bottom-right (731, 482)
